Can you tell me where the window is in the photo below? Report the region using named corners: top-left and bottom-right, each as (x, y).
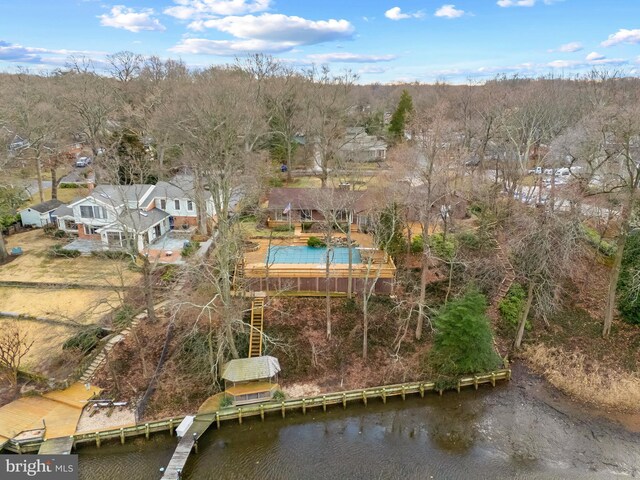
top-left (83, 225), bottom-right (99, 235)
top-left (154, 224), bottom-right (162, 238)
top-left (79, 205), bottom-right (106, 219)
top-left (174, 199), bottom-right (180, 210)
top-left (187, 200), bottom-right (194, 211)
top-left (160, 199), bottom-right (166, 210)
top-left (301, 209), bottom-right (312, 221)
top-left (106, 231), bottom-right (123, 246)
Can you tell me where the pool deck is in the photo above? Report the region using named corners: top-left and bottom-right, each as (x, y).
top-left (243, 234), bottom-right (395, 280)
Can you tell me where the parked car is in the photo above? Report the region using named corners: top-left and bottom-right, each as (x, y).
top-left (75, 156), bottom-right (92, 167)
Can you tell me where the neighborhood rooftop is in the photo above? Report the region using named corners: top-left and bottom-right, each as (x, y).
top-left (26, 199), bottom-right (64, 213)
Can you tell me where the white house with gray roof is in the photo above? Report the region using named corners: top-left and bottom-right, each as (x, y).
top-left (58, 176), bottom-right (215, 252)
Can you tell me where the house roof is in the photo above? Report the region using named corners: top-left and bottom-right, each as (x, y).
top-left (154, 175), bottom-right (212, 200)
top-left (59, 171), bottom-right (95, 185)
top-left (90, 185), bottom-right (155, 209)
top-left (52, 204), bottom-right (73, 218)
top-left (24, 199), bottom-right (64, 214)
top-left (267, 188), bottom-right (374, 213)
top-left (221, 356), bottom-right (281, 383)
top-left (117, 208), bottom-right (169, 232)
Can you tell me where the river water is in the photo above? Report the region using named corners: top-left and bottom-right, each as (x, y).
top-left (77, 366), bottom-right (640, 479)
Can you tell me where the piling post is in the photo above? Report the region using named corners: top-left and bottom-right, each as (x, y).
top-left (281, 402), bottom-right (286, 418)
top-left (95, 432), bottom-right (101, 448)
top-left (193, 433), bottom-right (198, 454)
top-left (120, 428), bottom-right (125, 445)
top-left (342, 393), bottom-right (347, 409)
top-left (439, 389), bottom-right (443, 396)
top-left (169, 419), bottom-right (174, 436)
top-left (362, 391), bottom-right (367, 406)
top-left (401, 386), bottom-right (406, 401)
top-left (491, 372), bottom-right (496, 387)
top-left (145, 423), bottom-right (150, 440)
top-left (474, 375), bottom-right (478, 390)
top-left (457, 380), bottom-right (461, 393)
top-left (260, 405), bottom-right (265, 421)
top-left (322, 396), bottom-right (327, 412)
top-left (302, 398), bottom-right (306, 415)
top-left (507, 369), bottom-right (512, 381)
top-left (216, 412), bottom-right (221, 429)
top-left (238, 408), bottom-right (243, 425)
top-left (382, 388), bottom-right (386, 404)
top-left (419, 384), bottom-right (425, 398)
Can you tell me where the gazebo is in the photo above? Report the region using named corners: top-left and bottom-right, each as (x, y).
top-left (221, 356), bottom-right (281, 406)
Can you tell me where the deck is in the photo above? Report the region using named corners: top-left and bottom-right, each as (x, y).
top-left (0, 382), bottom-right (100, 442)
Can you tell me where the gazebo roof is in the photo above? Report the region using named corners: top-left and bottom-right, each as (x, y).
top-left (221, 356), bottom-right (280, 383)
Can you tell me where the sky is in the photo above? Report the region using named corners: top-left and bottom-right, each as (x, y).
top-left (1, 0), bottom-right (639, 83)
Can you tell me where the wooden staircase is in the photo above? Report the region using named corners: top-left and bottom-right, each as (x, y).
top-left (233, 260), bottom-right (245, 290)
top-left (494, 243), bottom-right (516, 303)
top-left (248, 298), bottom-right (264, 358)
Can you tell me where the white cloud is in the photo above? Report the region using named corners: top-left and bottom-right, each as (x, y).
top-left (358, 66), bottom-right (387, 75)
top-left (434, 5), bottom-right (465, 19)
top-left (170, 38), bottom-right (294, 55)
top-left (99, 5), bottom-right (165, 33)
top-left (384, 7), bottom-right (424, 21)
top-left (306, 52), bottom-right (397, 63)
top-left (585, 51), bottom-right (605, 61)
top-left (189, 14), bottom-right (354, 45)
top-left (497, 0), bottom-right (535, 7)
top-left (164, 0), bottom-right (270, 20)
top-left (0, 40), bottom-right (102, 65)
top-left (601, 29), bottom-right (640, 47)
top-left (548, 41), bottom-right (583, 53)
top-left (547, 59), bottom-right (579, 68)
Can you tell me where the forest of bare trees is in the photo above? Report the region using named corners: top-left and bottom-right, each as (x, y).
top-left (0, 55), bottom-right (638, 390)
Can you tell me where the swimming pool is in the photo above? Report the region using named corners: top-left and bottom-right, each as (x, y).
top-left (266, 246), bottom-right (361, 264)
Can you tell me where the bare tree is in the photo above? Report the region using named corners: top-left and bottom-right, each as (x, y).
top-left (0, 321), bottom-right (34, 388)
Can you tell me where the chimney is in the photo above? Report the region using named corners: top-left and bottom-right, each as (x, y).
top-left (87, 180), bottom-right (94, 192)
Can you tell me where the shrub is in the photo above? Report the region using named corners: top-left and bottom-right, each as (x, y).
top-left (91, 250), bottom-right (131, 261)
top-left (54, 229), bottom-right (67, 238)
top-left (307, 236), bottom-right (326, 248)
top-left (582, 225), bottom-right (616, 256)
top-left (498, 283), bottom-right (530, 330)
top-left (429, 290), bottom-right (502, 377)
top-left (457, 231), bottom-right (482, 250)
top-left (617, 231), bottom-right (640, 325)
top-left (181, 240), bottom-right (201, 257)
top-left (63, 325), bottom-right (109, 353)
top-left (161, 265), bottom-right (177, 283)
top-left (219, 394), bottom-right (234, 408)
top-left (113, 304), bottom-right (136, 328)
top-left (268, 177), bottom-right (284, 187)
top-left (59, 183), bottom-right (80, 189)
top-left (272, 224), bottom-right (293, 232)
top-left (272, 390), bottom-right (286, 402)
top-left (48, 244), bottom-right (81, 258)
top-left (301, 222), bottom-right (314, 232)
top-left (412, 233), bottom-right (456, 259)
top-left (332, 222), bottom-right (349, 232)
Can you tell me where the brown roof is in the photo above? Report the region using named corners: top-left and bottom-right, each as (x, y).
top-left (267, 188), bottom-right (375, 213)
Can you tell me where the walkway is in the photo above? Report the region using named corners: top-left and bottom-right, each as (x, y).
top-left (161, 416), bottom-right (216, 480)
top-left (0, 382), bottom-right (100, 443)
top-left (248, 298), bottom-right (264, 357)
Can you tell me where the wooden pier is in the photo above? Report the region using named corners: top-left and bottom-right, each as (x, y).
top-left (161, 417), bottom-right (215, 480)
top-left (38, 436), bottom-right (74, 455)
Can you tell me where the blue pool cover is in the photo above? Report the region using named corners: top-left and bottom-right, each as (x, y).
top-left (266, 246), bottom-right (361, 264)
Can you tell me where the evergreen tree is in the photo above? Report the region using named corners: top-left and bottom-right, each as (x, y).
top-left (430, 291), bottom-right (502, 376)
top-left (617, 230), bottom-right (640, 324)
top-left (388, 89), bottom-right (413, 140)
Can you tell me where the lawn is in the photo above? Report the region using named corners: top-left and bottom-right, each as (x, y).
top-left (0, 230), bottom-right (141, 372)
top-left (28, 187), bottom-right (88, 205)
